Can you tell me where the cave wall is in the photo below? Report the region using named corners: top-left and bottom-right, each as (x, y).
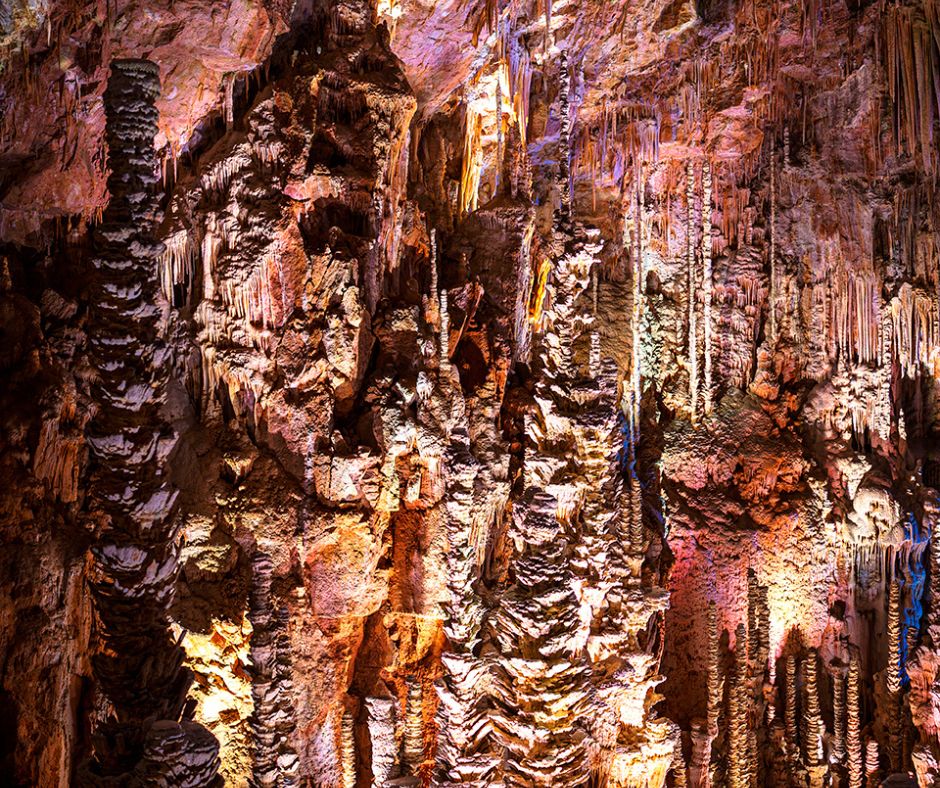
top-left (2, 0), bottom-right (940, 785)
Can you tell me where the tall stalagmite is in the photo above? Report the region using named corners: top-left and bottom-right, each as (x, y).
top-left (848, 655), bottom-right (863, 788)
top-left (80, 59), bottom-right (218, 784)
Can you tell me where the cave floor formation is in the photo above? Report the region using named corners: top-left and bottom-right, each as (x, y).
top-left (2, 0), bottom-right (940, 786)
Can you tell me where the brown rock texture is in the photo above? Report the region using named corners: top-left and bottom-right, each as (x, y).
top-left (2, 0), bottom-right (940, 785)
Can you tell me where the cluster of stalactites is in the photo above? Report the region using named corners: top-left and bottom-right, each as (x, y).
top-left (81, 59), bottom-right (218, 784)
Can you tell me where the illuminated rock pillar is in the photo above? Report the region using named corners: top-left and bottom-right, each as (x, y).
top-left (82, 59), bottom-right (218, 783)
top-left (848, 655), bottom-right (863, 788)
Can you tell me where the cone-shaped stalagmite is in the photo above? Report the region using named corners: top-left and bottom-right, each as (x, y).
top-left (707, 602), bottom-right (722, 739)
top-left (832, 670), bottom-right (846, 763)
top-left (341, 710), bottom-right (357, 788)
top-left (728, 624), bottom-right (749, 788)
top-left (803, 650), bottom-right (824, 764)
top-left (785, 656), bottom-right (799, 764)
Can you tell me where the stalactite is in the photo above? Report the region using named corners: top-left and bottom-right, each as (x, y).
top-left (495, 77), bottom-right (503, 196)
top-left (701, 160), bottom-right (712, 415)
top-left (224, 72), bottom-right (235, 129)
top-left (557, 50), bottom-right (572, 227)
top-left (687, 160), bottom-right (698, 423)
top-left (890, 284), bottom-right (939, 378)
top-left (459, 109), bottom-right (483, 216)
top-left (848, 654), bottom-right (863, 788)
top-left (769, 150), bottom-right (777, 342)
top-left (631, 182), bottom-right (642, 434)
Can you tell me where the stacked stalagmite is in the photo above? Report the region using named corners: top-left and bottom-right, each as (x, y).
top-left (80, 59), bottom-right (218, 783)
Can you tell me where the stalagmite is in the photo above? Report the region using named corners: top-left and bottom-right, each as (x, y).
top-left (80, 58), bottom-right (219, 785)
top-left (367, 697), bottom-right (399, 785)
top-left (404, 678), bottom-right (425, 775)
top-left (832, 670), bottom-right (846, 763)
top-left (747, 570), bottom-right (760, 664)
top-left (706, 601), bottom-right (721, 739)
top-left (701, 160), bottom-right (712, 415)
top-left (728, 624), bottom-right (749, 788)
top-left (785, 655), bottom-right (799, 763)
top-left (629, 474), bottom-right (645, 557)
top-left (865, 739), bottom-right (879, 786)
top-left (672, 753), bottom-right (688, 787)
top-left (802, 650), bottom-right (824, 764)
top-left (429, 229), bottom-right (438, 306)
top-left (848, 655), bottom-right (863, 788)
top-left (434, 354), bottom-right (498, 785)
top-left (886, 578), bottom-right (903, 772)
top-left (341, 710), bottom-right (356, 788)
top-left (887, 579), bottom-right (902, 694)
top-left (589, 268), bottom-right (600, 377)
top-left (440, 287), bottom-right (450, 369)
top-left (494, 487), bottom-right (592, 787)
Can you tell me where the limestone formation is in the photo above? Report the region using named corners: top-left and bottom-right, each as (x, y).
top-left (1, 0), bottom-right (940, 785)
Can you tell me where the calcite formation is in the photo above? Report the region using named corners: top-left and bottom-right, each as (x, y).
top-left (2, 0), bottom-right (940, 786)
top-left (78, 58), bottom-right (219, 785)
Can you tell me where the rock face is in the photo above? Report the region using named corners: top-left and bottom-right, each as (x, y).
top-left (1, 0), bottom-right (940, 786)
